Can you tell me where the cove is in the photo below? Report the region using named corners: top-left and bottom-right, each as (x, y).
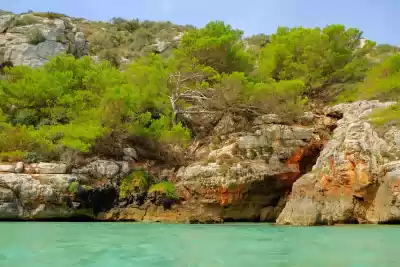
top-left (0, 222), bottom-right (399, 267)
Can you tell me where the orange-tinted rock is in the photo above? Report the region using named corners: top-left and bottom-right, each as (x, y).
top-left (278, 101), bottom-right (400, 226)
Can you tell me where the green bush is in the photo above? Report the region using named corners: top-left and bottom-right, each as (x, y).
top-left (149, 181), bottom-right (178, 199)
top-left (119, 169), bottom-right (154, 199)
top-left (0, 151), bottom-right (26, 162)
top-left (256, 25), bottom-right (374, 93)
top-left (68, 181), bottom-right (79, 193)
top-left (369, 104), bottom-right (400, 126)
top-left (23, 152), bottom-right (44, 163)
top-left (0, 10), bottom-right (12, 16)
top-left (0, 54), bottom-right (194, 160)
top-left (28, 28), bottom-right (46, 45)
top-left (178, 21), bottom-right (252, 74)
top-left (12, 15), bottom-right (39, 27)
top-left (32, 12), bottom-right (66, 19)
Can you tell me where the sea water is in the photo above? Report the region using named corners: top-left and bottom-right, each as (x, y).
top-left (0, 222), bottom-right (399, 267)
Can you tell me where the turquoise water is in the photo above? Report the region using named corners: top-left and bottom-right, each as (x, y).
top-left (0, 222), bottom-right (399, 267)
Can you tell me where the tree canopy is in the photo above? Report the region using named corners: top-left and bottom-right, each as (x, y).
top-left (256, 25), bottom-right (375, 93)
top-left (0, 20), bottom-right (398, 162)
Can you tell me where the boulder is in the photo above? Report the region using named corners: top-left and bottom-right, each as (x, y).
top-left (37, 162), bottom-right (67, 174)
top-left (123, 147), bottom-right (138, 161)
top-left (72, 160), bottom-right (120, 179)
top-left (0, 164), bottom-right (15, 172)
top-left (14, 162), bottom-right (24, 173)
top-left (253, 114), bottom-right (283, 125)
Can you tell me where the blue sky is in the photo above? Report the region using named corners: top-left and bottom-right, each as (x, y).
top-left (3, 0), bottom-right (399, 44)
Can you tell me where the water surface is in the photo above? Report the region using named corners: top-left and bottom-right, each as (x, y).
top-left (0, 222), bottom-right (399, 267)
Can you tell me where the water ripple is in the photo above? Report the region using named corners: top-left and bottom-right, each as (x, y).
top-left (0, 222), bottom-right (399, 267)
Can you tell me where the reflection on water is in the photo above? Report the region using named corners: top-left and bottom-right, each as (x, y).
top-left (0, 222), bottom-right (399, 267)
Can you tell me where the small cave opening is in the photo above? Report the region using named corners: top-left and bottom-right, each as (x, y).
top-left (299, 143), bottom-right (324, 174)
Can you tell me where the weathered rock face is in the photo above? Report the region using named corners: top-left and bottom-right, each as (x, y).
top-left (3, 100), bottom-right (400, 225)
top-left (0, 13), bottom-right (87, 68)
top-left (277, 100), bottom-right (400, 225)
top-left (167, 112), bottom-right (328, 223)
top-left (0, 159), bottom-right (132, 220)
top-left (0, 172), bottom-right (89, 219)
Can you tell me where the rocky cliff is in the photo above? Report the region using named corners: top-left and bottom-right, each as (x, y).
top-left (0, 12), bottom-right (87, 68)
top-left (1, 100), bottom-right (400, 224)
top-left (277, 101), bottom-right (400, 225)
top-left (0, 104), bottom-right (332, 222)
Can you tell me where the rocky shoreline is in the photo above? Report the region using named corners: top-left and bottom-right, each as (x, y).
top-left (1, 101), bottom-right (399, 226)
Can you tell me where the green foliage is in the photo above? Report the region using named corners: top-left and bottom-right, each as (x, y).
top-left (119, 169), bottom-right (154, 199)
top-left (0, 151), bottom-right (26, 162)
top-left (68, 181), bottom-right (79, 193)
top-left (83, 185), bottom-right (93, 191)
top-left (337, 54), bottom-right (400, 127)
top-left (178, 21), bottom-right (253, 73)
top-left (149, 181), bottom-right (178, 199)
top-left (257, 25), bottom-right (375, 93)
top-left (28, 28), bottom-right (46, 45)
top-left (208, 71), bottom-right (308, 118)
top-left (1, 16), bottom-right (396, 162)
top-left (369, 103), bottom-right (400, 126)
top-left (0, 10), bottom-right (13, 16)
top-left (245, 34), bottom-right (270, 48)
top-left (370, 44), bottom-right (400, 62)
top-left (251, 79), bottom-right (308, 118)
top-left (81, 18), bottom-right (192, 62)
top-left (111, 17), bottom-right (140, 33)
top-left (338, 54), bottom-right (400, 102)
top-left (32, 12), bottom-right (66, 19)
top-left (218, 163), bottom-right (230, 176)
top-left (23, 152), bottom-right (43, 163)
top-left (12, 15), bottom-right (39, 27)
top-left (0, 54), bottom-right (191, 160)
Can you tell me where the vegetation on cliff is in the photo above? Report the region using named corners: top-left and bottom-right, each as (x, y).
top-left (0, 10), bottom-right (399, 162)
top-left (339, 54), bottom-right (400, 126)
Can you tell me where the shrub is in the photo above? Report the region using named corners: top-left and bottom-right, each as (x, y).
top-left (207, 156), bottom-right (217, 164)
top-left (82, 185), bottom-right (93, 191)
top-left (369, 103), bottom-right (400, 127)
top-left (218, 163), bottom-right (230, 176)
top-left (178, 21), bottom-right (252, 73)
top-left (12, 15), bottom-right (39, 27)
top-left (32, 12), bottom-right (66, 19)
top-left (119, 169), bottom-right (154, 199)
top-left (99, 49), bottom-right (121, 68)
top-left (149, 181), bottom-right (178, 199)
top-left (23, 152), bottom-right (44, 163)
top-left (28, 28), bottom-right (46, 45)
top-left (68, 181), bottom-right (79, 193)
top-left (212, 136), bottom-right (221, 145)
top-left (255, 25), bottom-right (375, 102)
top-left (0, 151), bottom-right (26, 162)
top-left (0, 10), bottom-right (12, 16)
top-left (0, 54), bottom-right (193, 160)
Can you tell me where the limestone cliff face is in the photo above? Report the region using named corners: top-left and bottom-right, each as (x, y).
top-left (1, 101), bottom-right (400, 224)
top-left (277, 101), bottom-right (400, 225)
top-left (0, 160), bottom-right (132, 220)
top-left (0, 13), bottom-right (87, 68)
top-left (99, 111), bottom-right (336, 223)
